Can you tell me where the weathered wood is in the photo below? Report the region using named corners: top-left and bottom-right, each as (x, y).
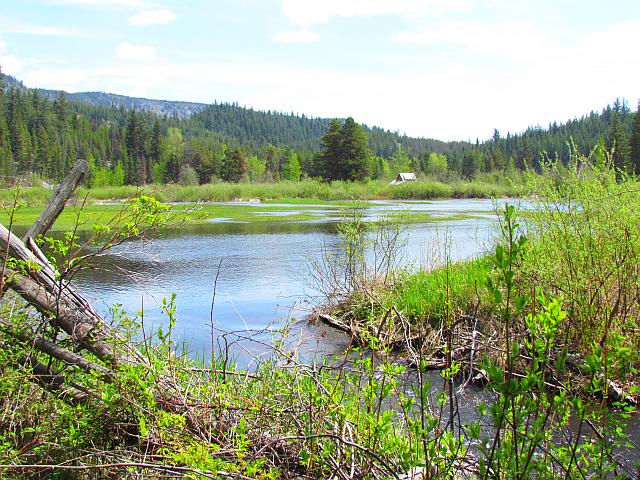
top-left (0, 222), bottom-right (142, 366)
top-left (0, 340), bottom-right (91, 405)
top-left (5, 267), bottom-right (132, 365)
top-left (317, 313), bottom-right (353, 335)
top-left (22, 159), bottom-right (89, 242)
top-left (0, 318), bottom-right (113, 379)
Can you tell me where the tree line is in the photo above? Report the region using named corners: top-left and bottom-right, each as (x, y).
top-left (1, 68), bottom-right (639, 187)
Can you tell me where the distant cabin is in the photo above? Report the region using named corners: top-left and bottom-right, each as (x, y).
top-left (388, 173), bottom-right (417, 185)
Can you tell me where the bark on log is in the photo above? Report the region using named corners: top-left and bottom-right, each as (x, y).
top-left (5, 267), bottom-right (135, 366)
top-left (0, 222), bottom-right (142, 367)
top-left (0, 340), bottom-right (91, 405)
top-left (0, 317), bottom-right (113, 379)
top-left (22, 159), bottom-right (89, 242)
top-left (317, 313), bottom-right (353, 335)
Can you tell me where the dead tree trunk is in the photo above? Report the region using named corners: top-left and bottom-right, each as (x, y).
top-left (0, 159), bottom-right (141, 405)
top-left (23, 159), bottom-right (89, 242)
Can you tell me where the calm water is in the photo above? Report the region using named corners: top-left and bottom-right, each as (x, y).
top-left (74, 198), bottom-right (502, 362)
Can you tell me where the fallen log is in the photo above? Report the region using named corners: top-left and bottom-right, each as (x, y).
top-left (317, 313), bottom-right (353, 335)
top-left (0, 339), bottom-right (91, 406)
top-left (0, 317), bottom-right (113, 379)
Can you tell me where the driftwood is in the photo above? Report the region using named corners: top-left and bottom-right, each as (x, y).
top-left (0, 317), bottom-right (113, 379)
top-left (317, 313), bottom-right (352, 335)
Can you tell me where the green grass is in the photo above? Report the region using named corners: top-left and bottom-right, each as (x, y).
top-left (0, 204), bottom-right (128, 232)
top-left (1, 200), bottom-right (491, 232)
top-left (1, 177), bottom-right (520, 208)
top-left (385, 257), bottom-right (490, 324)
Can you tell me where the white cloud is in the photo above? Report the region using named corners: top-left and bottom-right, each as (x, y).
top-left (10, 17), bottom-right (640, 141)
top-left (271, 30), bottom-right (320, 44)
top-left (129, 9), bottom-right (176, 26)
top-left (116, 41), bottom-right (157, 61)
top-left (0, 55), bottom-right (23, 75)
top-left (51, 0), bottom-right (147, 7)
top-left (0, 36), bottom-right (6, 50)
top-left (393, 21), bottom-right (551, 61)
top-left (25, 67), bottom-right (89, 90)
top-left (279, 0), bottom-right (471, 26)
top-left (0, 18), bottom-right (82, 36)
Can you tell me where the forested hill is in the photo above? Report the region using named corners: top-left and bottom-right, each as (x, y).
top-left (184, 103), bottom-right (456, 157)
top-left (0, 70), bottom-right (637, 188)
top-left (2, 73), bottom-right (455, 158)
top-left (3, 73), bottom-right (206, 118)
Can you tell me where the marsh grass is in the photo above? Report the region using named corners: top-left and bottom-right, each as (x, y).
top-left (1, 177), bottom-right (519, 208)
top-left (388, 257), bottom-right (490, 324)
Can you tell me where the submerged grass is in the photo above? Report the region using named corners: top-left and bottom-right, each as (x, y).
top-left (1, 201), bottom-right (490, 232)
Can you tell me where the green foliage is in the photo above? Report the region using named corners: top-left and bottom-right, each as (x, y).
top-left (281, 150), bottom-right (301, 181)
top-left (462, 148), bottom-right (482, 179)
top-left (388, 258), bottom-right (490, 325)
top-left (178, 164), bottom-right (199, 186)
top-left (630, 100), bottom-right (640, 175)
top-left (246, 154), bottom-right (266, 182)
top-left (221, 147), bottom-right (248, 183)
top-left (522, 147), bottom-right (640, 368)
top-left (425, 152), bottom-right (448, 179)
top-left (607, 100), bottom-right (632, 176)
top-left (318, 117), bottom-right (371, 181)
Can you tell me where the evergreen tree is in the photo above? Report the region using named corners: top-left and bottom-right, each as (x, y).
top-left (318, 117), bottom-right (370, 181)
top-left (462, 149), bottom-right (481, 179)
top-left (340, 117), bottom-right (370, 181)
top-left (607, 108), bottom-right (631, 175)
top-left (125, 111), bottom-right (138, 184)
top-left (221, 147), bottom-right (248, 183)
top-left (148, 118), bottom-right (162, 181)
top-left (630, 100), bottom-right (640, 175)
top-left (317, 119), bottom-right (342, 180)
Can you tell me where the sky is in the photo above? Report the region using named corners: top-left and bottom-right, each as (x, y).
top-left (0, 0), bottom-right (638, 141)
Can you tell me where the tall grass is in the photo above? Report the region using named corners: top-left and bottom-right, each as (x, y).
top-left (518, 150), bottom-right (640, 394)
top-left (75, 177), bottom-right (518, 204)
top-left (388, 257), bottom-right (490, 324)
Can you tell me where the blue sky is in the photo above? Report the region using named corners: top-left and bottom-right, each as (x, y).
top-left (0, 0), bottom-right (638, 141)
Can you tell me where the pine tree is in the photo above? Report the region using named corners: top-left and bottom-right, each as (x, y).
top-left (149, 119), bottom-right (161, 164)
top-left (462, 149), bottom-right (480, 179)
top-left (607, 108), bottom-right (631, 175)
top-left (318, 119), bottom-right (342, 180)
top-left (318, 118), bottom-right (370, 181)
top-left (630, 100), bottom-right (640, 175)
top-left (221, 147), bottom-right (248, 183)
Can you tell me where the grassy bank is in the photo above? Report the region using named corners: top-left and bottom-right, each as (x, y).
top-left (0, 176), bottom-right (521, 208)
